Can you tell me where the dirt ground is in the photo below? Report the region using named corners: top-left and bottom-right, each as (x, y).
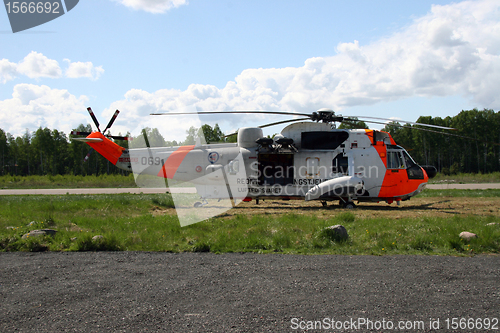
top-left (153, 196), bottom-right (500, 220)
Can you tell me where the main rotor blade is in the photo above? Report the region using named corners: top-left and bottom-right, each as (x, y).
top-left (87, 107), bottom-right (101, 132)
top-left (352, 115), bottom-right (456, 130)
top-left (259, 118), bottom-right (311, 129)
top-left (222, 117), bottom-right (311, 138)
top-left (373, 121), bottom-right (500, 146)
top-left (150, 110), bottom-right (312, 117)
top-left (339, 119), bottom-right (369, 129)
top-left (359, 119), bottom-right (456, 132)
top-left (103, 110), bottom-right (120, 134)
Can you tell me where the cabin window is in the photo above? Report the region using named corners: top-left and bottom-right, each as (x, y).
top-left (332, 154), bottom-right (348, 174)
top-left (306, 157), bottom-right (320, 176)
top-left (228, 159), bottom-right (239, 174)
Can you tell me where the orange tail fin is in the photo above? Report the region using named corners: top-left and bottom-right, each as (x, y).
top-left (85, 132), bottom-right (125, 165)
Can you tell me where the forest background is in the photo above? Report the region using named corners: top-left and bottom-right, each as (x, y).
top-left (0, 108), bottom-right (499, 177)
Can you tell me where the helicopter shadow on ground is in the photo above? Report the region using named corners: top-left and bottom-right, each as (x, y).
top-left (350, 200), bottom-right (457, 213)
top-left (222, 199), bottom-right (459, 217)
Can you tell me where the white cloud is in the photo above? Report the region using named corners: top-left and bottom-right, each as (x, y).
top-left (105, 0), bottom-right (500, 138)
top-left (103, 88), bottom-right (206, 141)
top-left (0, 52), bottom-right (104, 83)
top-left (64, 60), bottom-right (105, 80)
top-left (0, 84), bottom-right (89, 137)
top-left (0, 59), bottom-right (18, 84)
top-left (16, 51), bottom-right (62, 79)
top-left (114, 0), bottom-right (188, 14)
top-left (2, 0), bottom-right (499, 141)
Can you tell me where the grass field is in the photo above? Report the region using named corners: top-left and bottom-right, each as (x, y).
top-left (1, 172), bottom-right (499, 190)
top-left (429, 171), bottom-right (500, 184)
top-left (0, 174), bottom-right (138, 189)
top-left (1, 190), bottom-right (499, 255)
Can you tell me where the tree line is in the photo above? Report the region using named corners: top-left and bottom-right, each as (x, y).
top-left (1, 109), bottom-right (498, 176)
top-left (331, 109), bottom-right (500, 174)
top-left (0, 123), bottom-right (231, 176)
top-left (381, 108), bottom-right (500, 174)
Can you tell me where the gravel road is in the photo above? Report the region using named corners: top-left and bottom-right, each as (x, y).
top-left (1, 253), bottom-right (499, 332)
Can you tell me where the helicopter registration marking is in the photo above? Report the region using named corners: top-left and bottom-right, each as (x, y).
top-left (293, 178), bottom-right (329, 185)
top-left (236, 178), bottom-right (329, 186)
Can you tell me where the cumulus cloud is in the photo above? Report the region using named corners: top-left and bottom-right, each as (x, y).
top-left (0, 84), bottom-right (89, 137)
top-left (0, 59), bottom-right (18, 84)
top-left (105, 0), bottom-right (500, 139)
top-left (64, 60), bottom-right (105, 80)
top-left (0, 52), bottom-right (104, 83)
top-left (113, 0), bottom-right (188, 14)
top-left (103, 88), bottom-right (209, 141)
top-left (16, 51), bottom-right (62, 79)
top-left (2, 0), bottom-right (499, 141)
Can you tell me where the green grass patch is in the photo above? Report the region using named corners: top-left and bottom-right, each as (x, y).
top-left (0, 174), bottom-right (138, 189)
top-left (1, 193), bottom-right (499, 255)
top-left (417, 189), bottom-right (500, 197)
top-left (430, 172), bottom-right (500, 184)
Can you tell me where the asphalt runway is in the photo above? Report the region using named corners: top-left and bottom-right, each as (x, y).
top-left (0, 183), bottom-right (499, 195)
top-left (1, 253), bottom-right (499, 332)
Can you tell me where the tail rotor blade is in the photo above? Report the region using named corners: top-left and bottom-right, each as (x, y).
top-left (83, 148), bottom-right (94, 163)
top-left (71, 131), bottom-right (92, 136)
top-left (103, 110), bottom-right (120, 134)
top-left (87, 107), bottom-right (101, 132)
top-left (108, 135), bottom-right (131, 141)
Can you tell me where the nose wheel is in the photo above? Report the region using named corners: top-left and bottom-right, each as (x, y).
top-left (343, 201), bottom-right (356, 209)
top-left (339, 198), bottom-right (356, 209)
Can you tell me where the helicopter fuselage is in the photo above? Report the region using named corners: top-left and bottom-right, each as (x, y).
top-left (85, 122), bottom-right (431, 206)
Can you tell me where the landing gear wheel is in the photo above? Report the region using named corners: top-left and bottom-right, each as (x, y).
top-left (194, 199), bottom-right (209, 208)
top-left (343, 202), bottom-right (356, 209)
top-left (321, 201), bottom-right (327, 207)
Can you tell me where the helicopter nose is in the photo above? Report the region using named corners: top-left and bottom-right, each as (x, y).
top-left (421, 165), bottom-right (437, 178)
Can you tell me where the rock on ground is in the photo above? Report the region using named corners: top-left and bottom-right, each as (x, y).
top-left (459, 231), bottom-right (477, 241)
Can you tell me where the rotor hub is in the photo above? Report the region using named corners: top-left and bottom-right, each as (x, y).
top-left (311, 108), bottom-right (343, 123)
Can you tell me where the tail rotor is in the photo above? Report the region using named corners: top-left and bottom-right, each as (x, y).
top-left (71, 107), bottom-right (130, 140)
top-left (71, 107), bottom-right (130, 163)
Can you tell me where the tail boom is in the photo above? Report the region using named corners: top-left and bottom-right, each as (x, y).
top-left (85, 132), bottom-right (126, 165)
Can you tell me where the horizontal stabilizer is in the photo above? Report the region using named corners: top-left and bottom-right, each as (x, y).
top-left (72, 137), bottom-right (104, 143)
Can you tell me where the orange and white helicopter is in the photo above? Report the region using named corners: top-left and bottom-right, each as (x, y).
top-left (73, 107), bottom-right (447, 215)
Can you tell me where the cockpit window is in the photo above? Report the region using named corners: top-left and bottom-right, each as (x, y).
top-left (387, 151), bottom-right (405, 169)
top-left (402, 151), bottom-right (416, 168)
top-left (402, 149), bottom-right (424, 179)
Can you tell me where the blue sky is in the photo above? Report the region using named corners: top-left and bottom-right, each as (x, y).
top-left (1, 0), bottom-right (499, 140)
